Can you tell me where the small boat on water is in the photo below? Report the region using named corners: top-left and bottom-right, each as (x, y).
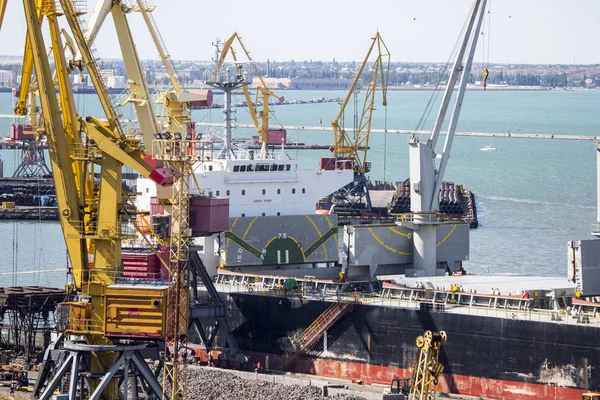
top-left (480, 139), bottom-right (498, 152)
top-left (480, 144), bottom-right (498, 152)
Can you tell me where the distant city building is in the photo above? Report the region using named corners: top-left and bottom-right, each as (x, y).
top-left (251, 77), bottom-right (291, 89)
top-left (99, 69), bottom-right (116, 85)
top-left (0, 70), bottom-right (15, 88)
top-left (107, 76), bottom-right (127, 89)
top-left (289, 78), bottom-right (353, 90)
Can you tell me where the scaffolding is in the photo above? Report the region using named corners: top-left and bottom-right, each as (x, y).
top-left (0, 286), bottom-right (66, 362)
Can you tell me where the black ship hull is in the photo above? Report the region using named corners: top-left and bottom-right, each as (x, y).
top-left (216, 292), bottom-right (599, 400)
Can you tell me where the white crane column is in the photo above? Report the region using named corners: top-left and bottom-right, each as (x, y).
top-left (405, 0), bottom-right (488, 276)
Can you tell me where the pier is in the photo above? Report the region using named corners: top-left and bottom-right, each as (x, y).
top-left (196, 122), bottom-right (598, 141)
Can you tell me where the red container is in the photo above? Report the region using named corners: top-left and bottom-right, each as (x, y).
top-left (267, 129), bottom-right (286, 145)
top-left (189, 196), bottom-right (229, 236)
top-left (319, 157), bottom-right (354, 171)
top-left (189, 89), bottom-right (213, 108)
top-left (150, 197), bottom-right (165, 215)
top-left (320, 157), bottom-right (337, 170)
top-left (122, 251), bottom-right (162, 280)
top-left (10, 124), bottom-right (35, 141)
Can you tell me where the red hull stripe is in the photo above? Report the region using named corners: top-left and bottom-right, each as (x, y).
top-left (197, 348), bottom-right (589, 400)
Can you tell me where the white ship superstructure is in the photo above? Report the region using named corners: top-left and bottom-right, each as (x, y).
top-left (136, 151), bottom-right (353, 217)
top-left (136, 75), bottom-right (353, 218)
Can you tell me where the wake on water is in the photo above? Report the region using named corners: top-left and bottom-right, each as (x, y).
top-left (480, 195), bottom-right (595, 210)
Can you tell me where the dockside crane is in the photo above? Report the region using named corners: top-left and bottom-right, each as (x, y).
top-left (213, 32), bottom-right (285, 158)
top-left (402, 0), bottom-right (488, 276)
top-left (325, 32), bottom-right (390, 212)
top-left (1, 1), bottom-right (199, 399)
top-left (409, 330), bottom-right (447, 400)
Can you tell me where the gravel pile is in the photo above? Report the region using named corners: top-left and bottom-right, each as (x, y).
top-left (186, 366), bottom-right (367, 400)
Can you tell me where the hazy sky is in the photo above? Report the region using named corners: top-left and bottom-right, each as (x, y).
top-left (1, 0), bottom-right (599, 64)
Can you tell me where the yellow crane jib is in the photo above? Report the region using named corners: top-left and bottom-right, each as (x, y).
top-left (330, 32), bottom-right (390, 175)
top-left (409, 330), bottom-right (447, 400)
top-left (215, 32), bottom-right (285, 150)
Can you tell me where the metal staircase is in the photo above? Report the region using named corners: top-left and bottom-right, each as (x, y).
top-left (278, 301), bottom-right (357, 371)
top-left (189, 251), bottom-right (247, 363)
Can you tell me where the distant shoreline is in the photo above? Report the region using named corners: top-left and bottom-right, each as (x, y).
top-left (0, 86), bottom-right (598, 94)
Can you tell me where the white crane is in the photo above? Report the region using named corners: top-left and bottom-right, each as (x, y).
top-left (405, 0), bottom-right (488, 276)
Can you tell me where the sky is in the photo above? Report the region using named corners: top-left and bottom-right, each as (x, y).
top-left (1, 0), bottom-right (599, 65)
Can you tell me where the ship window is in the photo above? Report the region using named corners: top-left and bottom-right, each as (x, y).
top-left (270, 164), bottom-right (277, 171)
top-left (277, 212), bottom-right (280, 216)
top-left (292, 188), bottom-right (296, 194)
top-left (216, 191), bottom-right (220, 196)
top-left (257, 164), bottom-right (267, 171)
top-left (146, 188), bottom-right (149, 193)
top-left (208, 165), bottom-right (213, 171)
top-left (302, 188), bottom-right (306, 194)
top-left (242, 213), bottom-right (245, 217)
top-left (226, 190), bottom-right (230, 196)
top-left (262, 189), bottom-right (266, 195)
top-left (286, 165), bottom-right (291, 171)
top-left (278, 165), bottom-right (285, 171)
top-left (240, 165), bottom-right (246, 172)
top-left (242, 190), bottom-right (246, 195)
top-left (262, 213), bottom-right (265, 216)
top-left (277, 189), bottom-right (281, 195)
top-left (247, 164), bottom-right (254, 171)
top-left (233, 165), bottom-right (240, 172)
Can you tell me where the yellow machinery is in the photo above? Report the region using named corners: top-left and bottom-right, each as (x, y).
top-left (213, 32), bottom-right (285, 157)
top-left (409, 330), bottom-right (447, 400)
top-left (331, 32), bottom-right (390, 176)
top-left (583, 393), bottom-right (600, 400)
top-left (325, 33), bottom-right (390, 212)
top-left (0, 0), bottom-right (198, 399)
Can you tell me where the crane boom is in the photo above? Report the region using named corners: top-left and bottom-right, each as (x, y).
top-left (331, 32), bottom-right (390, 175)
top-left (406, 0), bottom-right (487, 276)
top-left (11, 1), bottom-right (182, 398)
top-left (214, 32), bottom-right (284, 155)
top-left (134, 0), bottom-right (181, 93)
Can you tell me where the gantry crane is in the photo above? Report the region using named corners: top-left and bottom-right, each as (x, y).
top-left (325, 33), bottom-right (390, 212)
top-left (84, 0), bottom-right (246, 372)
top-left (1, 1), bottom-right (198, 399)
top-left (12, 28), bottom-right (79, 178)
top-left (409, 330), bottom-right (447, 400)
top-left (213, 32), bottom-right (285, 158)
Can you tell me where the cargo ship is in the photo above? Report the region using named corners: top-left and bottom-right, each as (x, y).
top-left (128, 3), bottom-right (600, 398)
top-left (129, 88), bottom-right (600, 400)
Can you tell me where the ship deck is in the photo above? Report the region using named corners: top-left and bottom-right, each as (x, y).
top-left (210, 270), bottom-right (600, 329)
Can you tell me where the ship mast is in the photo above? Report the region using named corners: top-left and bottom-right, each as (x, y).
top-left (405, 0), bottom-right (488, 276)
top-left (206, 72), bottom-right (247, 160)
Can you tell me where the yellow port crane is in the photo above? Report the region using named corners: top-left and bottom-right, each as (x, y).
top-left (410, 330), bottom-right (447, 400)
top-left (1, 1), bottom-right (196, 399)
top-left (213, 32), bottom-right (285, 157)
top-left (327, 33), bottom-right (390, 212)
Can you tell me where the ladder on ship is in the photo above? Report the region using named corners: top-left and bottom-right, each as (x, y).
top-left (278, 301), bottom-right (358, 371)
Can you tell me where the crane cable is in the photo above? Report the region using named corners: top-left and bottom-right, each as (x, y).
top-left (414, 14), bottom-right (468, 136)
top-left (383, 105), bottom-right (388, 182)
top-left (482, 0), bottom-right (492, 89)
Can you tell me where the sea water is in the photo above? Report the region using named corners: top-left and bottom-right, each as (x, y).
top-left (0, 89), bottom-right (598, 287)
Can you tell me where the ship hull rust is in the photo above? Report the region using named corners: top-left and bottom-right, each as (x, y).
top-left (196, 292), bottom-right (600, 400)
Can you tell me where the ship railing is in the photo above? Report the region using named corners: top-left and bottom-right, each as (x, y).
top-left (393, 211), bottom-right (474, 224)
top-left (82, 267), bottom-right (169, 285)
top-left (64, 220), bottom-right (138, 239)
top-left (377, 286), bottom-right (600, 327)
top-left (214, 272), bottom-right (351, 298)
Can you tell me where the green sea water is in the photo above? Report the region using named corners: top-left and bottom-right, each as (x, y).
top-left (0, 89), bottom-right (599, 287)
